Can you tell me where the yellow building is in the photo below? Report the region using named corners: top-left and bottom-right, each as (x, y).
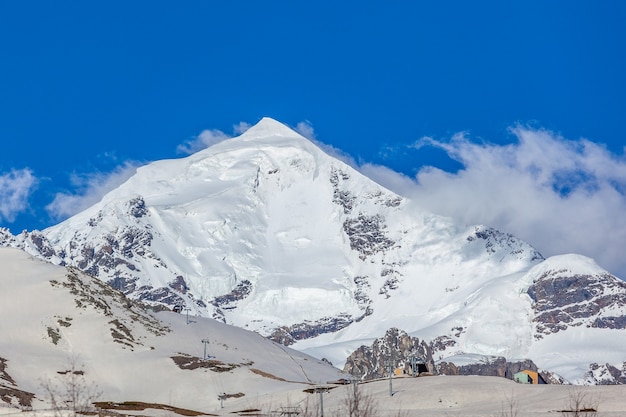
top-left (514, 370), bottom-right (545, 384)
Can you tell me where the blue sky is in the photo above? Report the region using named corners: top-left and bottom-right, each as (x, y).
top-left (1, 1), bottom-right (625, 277)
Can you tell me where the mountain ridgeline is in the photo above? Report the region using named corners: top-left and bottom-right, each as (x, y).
top-left (2, 118), bottom-right (626, 384)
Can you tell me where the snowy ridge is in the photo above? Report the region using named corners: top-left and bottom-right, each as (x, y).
top-left (2, 118), bottom-right (626, 384)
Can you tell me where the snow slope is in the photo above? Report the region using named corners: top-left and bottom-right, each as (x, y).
top-left (0, 247), bottom-right (347, 411)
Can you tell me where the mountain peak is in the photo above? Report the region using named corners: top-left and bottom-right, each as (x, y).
top-left (239, 117), bottom-right (304, 141)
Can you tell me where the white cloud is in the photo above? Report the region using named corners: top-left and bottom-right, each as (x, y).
top-left (293, 120), bottom-right (362, 169)
top-left (233, 121), bottom-right (252, 135)
top-left (45, 163), bottom-right (139, 221)
top-left (0, 168), bottom-right (37, 222)
top-left (176, 121), bottom-right (255, 156)
top-left (176, 129), bottom-right (231, 155)
top-left (295, 120), bottom-right (317, 140)
top-left (363, 127), bottom-right (626, 279)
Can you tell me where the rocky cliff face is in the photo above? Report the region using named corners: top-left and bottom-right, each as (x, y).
top-left (527, 266), bottom-right (626, 338)
top-left (0, 357), bottom-right (34, 408)
top-left (436, 356), bottom-right (542, 380)
top-left (343, 328), bottom-right (436, 380)
top-left (583, 362), bottom-right (626, 385)
top-left (0, 197), bottom-right (202, 311)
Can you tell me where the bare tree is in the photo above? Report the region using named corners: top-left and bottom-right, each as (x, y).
top-left (494, 391), bottom-right (519, 417)
top-left (299, 394), bottom-right (318, 417)
top-left (340, 382), bottom-right (378, 417)
top-left (40, 357), bottom-right (101, 417)
top-left (561, 386), bottom-right (598, 417)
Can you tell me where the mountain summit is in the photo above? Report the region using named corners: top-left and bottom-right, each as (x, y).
top-left (2, 118), bottom-right (626, 383)
top-left (239, 116), bottom-right (306, 139)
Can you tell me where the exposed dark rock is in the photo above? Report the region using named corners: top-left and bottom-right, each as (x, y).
top-left (0, 359), bottom-right (14, 387)
top-left (109, 276), bottom-right (139, 294)
top-left (51, 268), bottom-right (169, 339)
top-left (528, 269), bottom-right (626, 337)
top-left (88, 211), bottom-right (104, 227)
top-left (127, 196), bottom-right (148, 218)
top-left (330, 168), bottom-right (355, 214)
top-left (583, 362), bottom-right (626, 385)
top-left (1, 357), bottom-right (36, 407)
top-left (268, 314), bottom-right (356, 346)
top-left (384, 196), bottom-right (402, 207)
top-left (28, 231), bottom-right (57, 258)
top-left (436, 356), bottom-right (541, 381)
top-left (343, 213), bottom-right (395, 259)
top-left (343, 328), bottom-right (435, 380)
top-left (0, 228), bottom-right (15, 245)
top-left (430, 334), bottom-right (458, 356)
top-left (467, 226), bottom-right (544, 261)
top-left (592, 316), bottom-right (626, 329)
top-left (47, 326), bottom-right (61, 345)
top-left (353, 275), bottom-right (372, 312)
top-left (136, 285), bottom-right (185, 306)
top-left (109, 319), bottom-right (136, 348)
top-left (171, 354), bottom-right (241, 372)
top-left (169, 276), bottom-right (189, 293)
top-left (211, 280), bottom-right (253, 310)
top-left (379, 276), bottom-right (400, 298)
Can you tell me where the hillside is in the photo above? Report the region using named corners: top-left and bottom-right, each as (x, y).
top-left (0, 247), bottom-right (347, 412)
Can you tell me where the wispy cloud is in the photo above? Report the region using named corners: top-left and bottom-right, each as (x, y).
top-left (45, 163), bottom-right (139, 221)
top-left (233, 121), bottom-right (251, 135)
top-left (176, 129), bottom-right (232, 155)
top-left (0, 168), bottom-right (37, 223)
top-left (363, 127), bottom-right (626, 279)
top-left (295, 120), bottom-right (316, 140)
top-left (293, 120), bottom-right (360, 168)
top-left (176, 121), bottom-right (257, 155)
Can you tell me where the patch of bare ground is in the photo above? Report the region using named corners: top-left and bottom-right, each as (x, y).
top-left (0, 357), bottom-right (35, 407)
top-left (249, 368), bottom-right (287, 381)
top-left (222, 393), bottom-right (245, 399)
top-left (94, 401), bottom-right (216, 416)
top-left (234, 409), bottom-right (262, 416)
top-left (171, 354), bottom-right (240, 372)
top-left (0, 386), bottom-right (35, 408)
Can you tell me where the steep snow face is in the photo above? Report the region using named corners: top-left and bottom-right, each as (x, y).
top-left (34, 118), bottom-right (408, 334)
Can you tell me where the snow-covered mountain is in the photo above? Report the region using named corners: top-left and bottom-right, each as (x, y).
top-left (2, 117), bottom-right (626, 384)
top-left (0, 247), bottom-right (346, 411)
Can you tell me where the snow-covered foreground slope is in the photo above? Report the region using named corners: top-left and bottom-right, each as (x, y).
top-left (213, 375), bottom-right (626, 417)
top-left (2, 118), bottom-right (626, 384)
top-left (0, 247), bottom-right (347, 411)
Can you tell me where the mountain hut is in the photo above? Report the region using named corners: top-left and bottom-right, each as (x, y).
top-left (514, 370), bottom-right (546, 384)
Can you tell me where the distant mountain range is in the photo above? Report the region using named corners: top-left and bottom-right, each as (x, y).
top-left (2, 117), bottom-right (625, 384)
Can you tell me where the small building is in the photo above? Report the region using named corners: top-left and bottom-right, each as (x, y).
top-left (514, 371), bottom-right (532, 384)
top-left (514, 370), bottom-right (546, 384)
top-left (407, 359), bottom-right (429, 376)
